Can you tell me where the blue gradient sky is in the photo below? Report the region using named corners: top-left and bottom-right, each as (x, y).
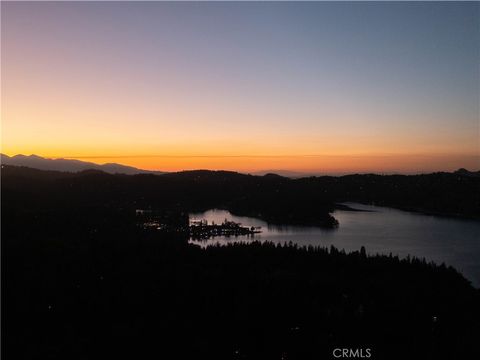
top-left (2, 1), bottom-right (479, 173)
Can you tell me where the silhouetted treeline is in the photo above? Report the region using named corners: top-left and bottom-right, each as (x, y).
top-left (3, 214), bottom-right (479, 359)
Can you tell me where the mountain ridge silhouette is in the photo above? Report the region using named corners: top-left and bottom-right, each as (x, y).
top-left (0, 153), bottom-right (166, 175)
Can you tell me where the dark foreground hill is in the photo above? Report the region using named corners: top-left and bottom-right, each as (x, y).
top-left (2, 165), bottom-right (480, 359)
top-left (3, 216), bottom-right (479, 360)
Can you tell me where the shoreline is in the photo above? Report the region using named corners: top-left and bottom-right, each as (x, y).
top-left (334, 201), bottom-right (480, 221)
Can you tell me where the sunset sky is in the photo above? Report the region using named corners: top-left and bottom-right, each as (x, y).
top-left (2, 2), bottom-right (479, 174)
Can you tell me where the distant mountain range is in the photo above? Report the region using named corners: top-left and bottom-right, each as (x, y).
top-left (0, 154), bottom-right (165, 175)
top-left (1, 154), bottom-right (306, 177)
top-left (2, 153), bottom-right (479, 178)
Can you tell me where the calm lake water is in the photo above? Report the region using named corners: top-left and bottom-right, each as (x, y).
top-left (190, 203), bottom-right (480, 287)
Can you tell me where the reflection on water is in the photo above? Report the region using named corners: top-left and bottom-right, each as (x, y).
top-left (189, 203), bottom-right (480, 287)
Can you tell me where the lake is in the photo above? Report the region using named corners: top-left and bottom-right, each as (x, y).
top-left (190, 203), bottom-right (480, 287)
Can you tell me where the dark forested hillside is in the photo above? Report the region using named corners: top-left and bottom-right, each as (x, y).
top-left (2, 165), bottom-right (480, 359)
top-left (1, 165), bottom-right (337, 227)
top-left (307, 172), bottom-right (480, 218)
top-left (2, 165), bottom-right (480, 221)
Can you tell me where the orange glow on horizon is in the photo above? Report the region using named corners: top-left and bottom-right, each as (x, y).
top-left (2, 150), bottom-right (478, 174)
top-left (2, 2), bottom-right (478, 175)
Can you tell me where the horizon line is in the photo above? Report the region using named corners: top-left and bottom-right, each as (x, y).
top-left (3, 153), bottom-right (479, 160)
